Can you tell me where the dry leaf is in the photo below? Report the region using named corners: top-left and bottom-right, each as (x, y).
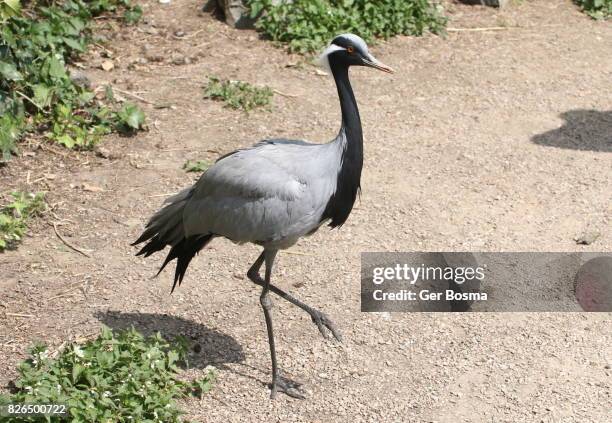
top-left (100, 60), bottom-right (114, 71)
top-left (82, 183), bottom-right (104, 192)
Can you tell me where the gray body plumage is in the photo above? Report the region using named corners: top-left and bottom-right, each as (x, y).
top-left (182, 133), bottom-right (348, 249)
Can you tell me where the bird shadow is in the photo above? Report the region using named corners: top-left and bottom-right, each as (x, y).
top-left (94, 311), bottom-right (245, 370)
top-left (531, 109), bottom-right (612, 152)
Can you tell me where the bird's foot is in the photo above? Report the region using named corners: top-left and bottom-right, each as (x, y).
top-left (310, 310), bottom-right (343, 342)
top-left (270, 374), bottom-right (306, 400)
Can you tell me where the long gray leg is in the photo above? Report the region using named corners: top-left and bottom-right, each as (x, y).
top-left (248, 252), bottom-right (342, 341)
top-left (259, 250), bottom-right (305, 399)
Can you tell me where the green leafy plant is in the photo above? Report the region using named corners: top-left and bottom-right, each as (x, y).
top-left (0, 192), bottom-right (45, 251)
top-left (0, 113), bottom-right (23, 162)
top-left (183, 159), bottom-right (210, 173)
top-left (116, 103), bottom-right (146, 133)
top-left (575, 0), bottom-right (612, 19)
top-left (0, 326), bottom-right (215, 422)
top-left (123, 4), bottom-right (143, 24)
top-left (204, 76), bottom-right (273, 111)
top-left (0, 0), bottom-right (145, 162)
top-left (0, 0), bottom-right (20, 22)
top-left (246, 0), bottom-right (446, 54)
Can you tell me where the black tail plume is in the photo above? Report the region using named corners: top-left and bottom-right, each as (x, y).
top-left (162, 234), bottom-right (213, 293)
top-left (132, 188), bottom-right (213, 291)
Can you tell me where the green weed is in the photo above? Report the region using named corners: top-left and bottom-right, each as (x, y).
top-left (0, 192), bottom-right (45, 251)
top-left (246, 0), bottom-right (447, 54)
top-left (183, 159), bottom-right (210, 173)
top-left (123, 4), bottom-right (143, 24)
top-left (0, 0), bottom-right (21, 22)
top-left (203, 76), bottom-right (273, 112)
top-left (0, 326), bottom-right (215, 422)
top-left (576, 0), bottom-right (612, 19)
top-left (0, 0), bottom-right (145, 162)
top-left (0, 112), bottom-right (22, 162)
top-left (116, 103), bottom-right (146, 133)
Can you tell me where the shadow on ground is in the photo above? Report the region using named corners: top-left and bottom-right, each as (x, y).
top-left (95, 311), bottom-right (245, 369)
top-left (532, 109), bottom-right (612, 152)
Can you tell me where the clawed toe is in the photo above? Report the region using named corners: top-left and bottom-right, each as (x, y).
top-left (311, 311), bottom-right (343, 342)
top-left (270, 375), bottom-right (306, 399)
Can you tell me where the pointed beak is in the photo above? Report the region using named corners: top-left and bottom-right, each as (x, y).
top-left (363, 55), bottom-right (395, 74)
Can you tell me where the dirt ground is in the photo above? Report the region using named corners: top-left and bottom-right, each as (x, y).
top-left (1, 0), bottom-right (611, 422)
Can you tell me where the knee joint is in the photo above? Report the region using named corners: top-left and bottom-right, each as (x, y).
top-left (247, 270), bottom-right (262, 284)
top-left (260, 292), bottom-right (273, 310)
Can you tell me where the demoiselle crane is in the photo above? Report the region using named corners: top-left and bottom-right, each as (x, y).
top-left (133, 33), bottom-right (394, 399)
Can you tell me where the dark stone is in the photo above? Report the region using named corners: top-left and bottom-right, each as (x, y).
top-left (575, 256), bottom-right (612, 312)
top-left (205, 0), bottom-right (290, 29)
top-left (458, 0), bottom-right (508, 7)
top-left (69, 70), bottom-right (91, 89)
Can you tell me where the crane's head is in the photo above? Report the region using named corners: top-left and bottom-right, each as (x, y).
top-left (318, 33), bottom-right (395, 75)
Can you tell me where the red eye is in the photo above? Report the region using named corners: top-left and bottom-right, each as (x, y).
top-left (347, 46), bottom-right (354, 54)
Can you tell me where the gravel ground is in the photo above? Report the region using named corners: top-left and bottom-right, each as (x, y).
top-left (0, 1), bottom-right (610, 422)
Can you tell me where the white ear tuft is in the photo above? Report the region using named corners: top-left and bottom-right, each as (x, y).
top-left (316, 43), bottom-right (345, 75)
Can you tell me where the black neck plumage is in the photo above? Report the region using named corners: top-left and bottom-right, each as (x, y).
top-left (334, 65), bottom-right (363, 151)
top-left (320, 60), bottom-right (364, 228)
